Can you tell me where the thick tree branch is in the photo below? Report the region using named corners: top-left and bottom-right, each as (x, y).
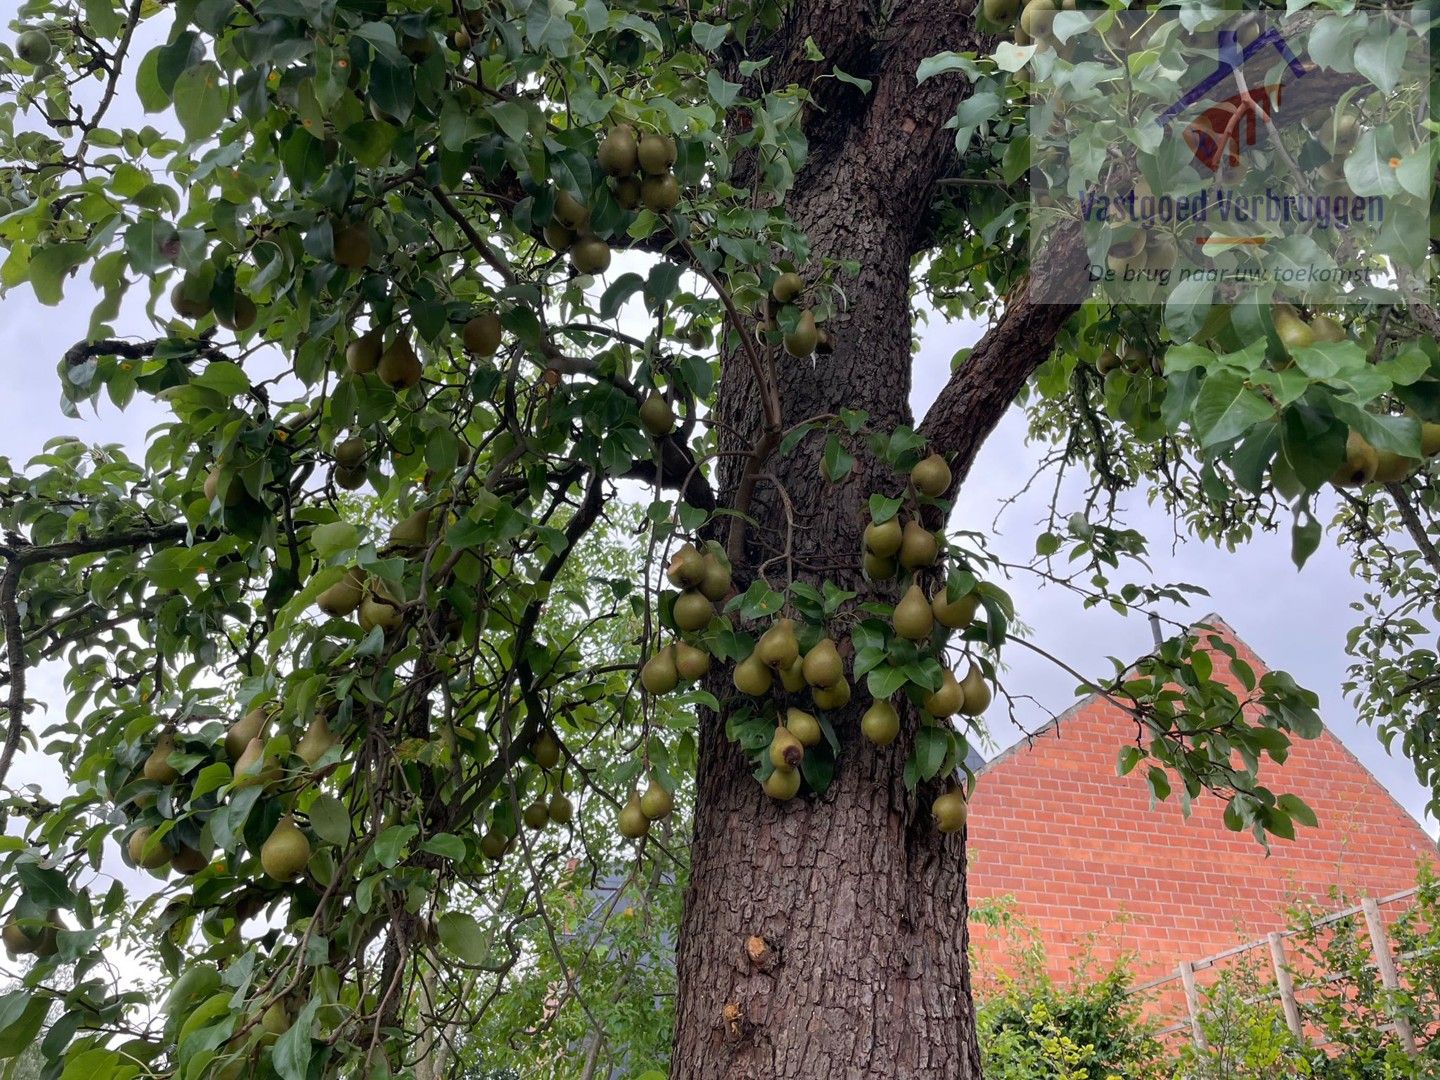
top-left (918, 223), bottom-right (1089, 488)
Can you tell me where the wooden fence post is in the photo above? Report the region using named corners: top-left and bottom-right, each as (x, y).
top-left (1362, 897), bottom-right (1418, 1055)
top-left (1180, 960), bottom-right (1208, 1050)
top-left (1267, 932), bottom-right (1305, 1043)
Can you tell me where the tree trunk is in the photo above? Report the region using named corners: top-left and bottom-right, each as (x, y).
top-left (672, 14), bottom-right (988, 1073)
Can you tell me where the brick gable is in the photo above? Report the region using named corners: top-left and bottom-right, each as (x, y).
top-left (965, 615), bottom-right (1437, 988)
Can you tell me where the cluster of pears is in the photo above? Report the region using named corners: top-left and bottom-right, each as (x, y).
top-left (617, 774), bottom-right (676, 839)
top-left (480, 728), bottom-right (575, 861)
top-left (310, 508), bottom-right (439, 630)
top-left (597, 125), bottom-right (682, 215)
top-left (543, 125), bottom-right (682, 275)
top-left (2, 909), bottom-right (60, 959)
top-left (123, 702), bottom-right (333, 886)
top-left (1094, 340), bottom-right (1156, 376)
top-left (1330, 426), bottom-right (1440, 488)
top-left (861, 453), bottom-right (952, 580)
top-left (170, 271), bottom-right (258, 332)
top-left (344, 288), bottom-right (503, 396)
top-left (656, 542), bottom-right (733, 636)
top-left (982, 0), bottom-right (1054, 46)
top-left (762, 271), bottom-right (825, 359)
top-left (1104, 228), bottom-right (1178, 281)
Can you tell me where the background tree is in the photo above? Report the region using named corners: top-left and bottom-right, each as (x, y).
top-left (0, 0), bottom-right (1433, 1077)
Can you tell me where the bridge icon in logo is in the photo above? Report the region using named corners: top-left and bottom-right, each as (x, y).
top-left (1158, 27), bottom-right (1308, 173)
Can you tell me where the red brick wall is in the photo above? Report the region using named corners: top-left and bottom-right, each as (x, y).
top-left (965, 617), bottom-right (1436, 996)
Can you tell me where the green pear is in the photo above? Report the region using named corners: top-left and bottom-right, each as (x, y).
top-left (598, 126), bottom-right (639, 176)
top-left (733, 653), bottom-right (773, 696)
top-left (959, 664), bottom-right (992, 716)
top-left (810, 678), bottom-right (851, 711)
top-left (785, 707), bottom-right (823, 748)
top-left (783, 310), bottom-right (819, 358)
top-left (769, 725), bottom-right (805, 771)
top-left (801, 637), bottom-right (844, 689)
top-left (462, 313), bottom-right (503, 357)
top-left (637, 133), bottom-right (676, 175)
top-left (529, 730), bottom-right (562, 770)
top-left (932, 790), bottom-right (968, 833)
top-left (699, 553), bottom-right (732, 601)
top-left (861, 701), bottom-right (900, 745)
top-left (1372, 451), bottom-right (1418, 485)
top-left (893, 584), bottom-right (934, 641)
top-left (1330, 430), bottom-right (1379, 487)
top-left (898, 521), bottom-right (938, 569)
top-left (261, 816), bottom-right (311, 881)
top-left (756, 618), bottom-right (800, 669)
top-left (911, 454), bottom-right (952, 498)
top-left (1422, 422), bottom-right (1440, 458)
top-left (639, 778), bottom-right (674, 820)
top-left (377, 336), bottom-right (422, 390)
top-left (128, 826), bottom-right (169, 870)
top-left (777, 656), bottom-right (807, 693)
top-left (672, 590), bottom-right (714, 632)
top-left (863, 551), bottom-right (897, 580)
top-left (864, 517), bottom-right (903, 558)
top-left (618, 790), bottom-right (650, 838)
top-left (673, 642), bottom-right (711, 681)
top-left (641, 647), bottom-right (679, 694)
top-left (640, 393), bottom-right (676, 436)
top-left (763, 767), bottom-right (801, 801)
top-left (226, 706), bottom-right (270, 761)
top-left (923, 668), bottom-right (965, 718)
top-left (333, 224), bottom-right (372, 269)
top-left (317, 568), bottom-right (365, 617)
top-left (571, 236), bottom-right (612, 275)
top-left (143, 732), bottom-right (180, 784)
top-left (1273, 304), bottom-right (1316, 354)
top-left (641, 174), bottom-right (680, 212)
top-left (932, 588), bottom-right (980, 629)
top-left (771, 272), bottom-right (804, 303)
top-left (296, 714), bottom-right (336, 767)
top-left (346, 330), bottom-right (382, 374)
top-left (666, 543), bottom-right (706, 588)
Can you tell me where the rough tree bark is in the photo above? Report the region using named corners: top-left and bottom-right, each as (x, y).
top-left (668, 2), bottom-right (1091, 1075)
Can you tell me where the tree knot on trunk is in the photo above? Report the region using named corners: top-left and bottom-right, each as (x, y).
top-left (744, 933), bottom-right (774, 970)
top-left (721, 1000), bottom-right (749, 1042)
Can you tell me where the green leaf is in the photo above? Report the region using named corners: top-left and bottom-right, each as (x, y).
top-left (173, 62), bottom-right (229, 141)
top-left (273, 998), bottom-right (318, 1080)
top-left (1277, 793), bottom-right (1318, 829)
top-left (866, 665), bottom-right (909, 699)
top-left (1291, 511), bottom-right (1321, 570)
top-left (868, 494), bottom-right (902, 523)
top-left (914, 728), bottom-right (949, 781)
top-left (690, 22), bottom-right (729, 51)
top-left (437, 911), bottom-right (490, 963)
top-left (916, 52), bottom-right (975, 83)
top-left (17, 863), bottom-right (74, 907)
top-left (27, 244), bottom-right (86, 305)
top-left (1116, 746), bottom-right (1143, 776)
top-left (0, 993), bottom-right (48, 1058)
top-left (1146, 766), bottom-right (1171, 801)
top-left (373, 824), bottom-right (417, 867)
top-left (420, 833), bottom-right (466, 861)
top-left (308, 795), bottom-right (351, 846)
top-left (1190, 370), bottom-right (1273, 448)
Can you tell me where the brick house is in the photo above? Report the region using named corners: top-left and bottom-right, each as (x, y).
top-left (965, 615), bottom-right (1436, 992)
